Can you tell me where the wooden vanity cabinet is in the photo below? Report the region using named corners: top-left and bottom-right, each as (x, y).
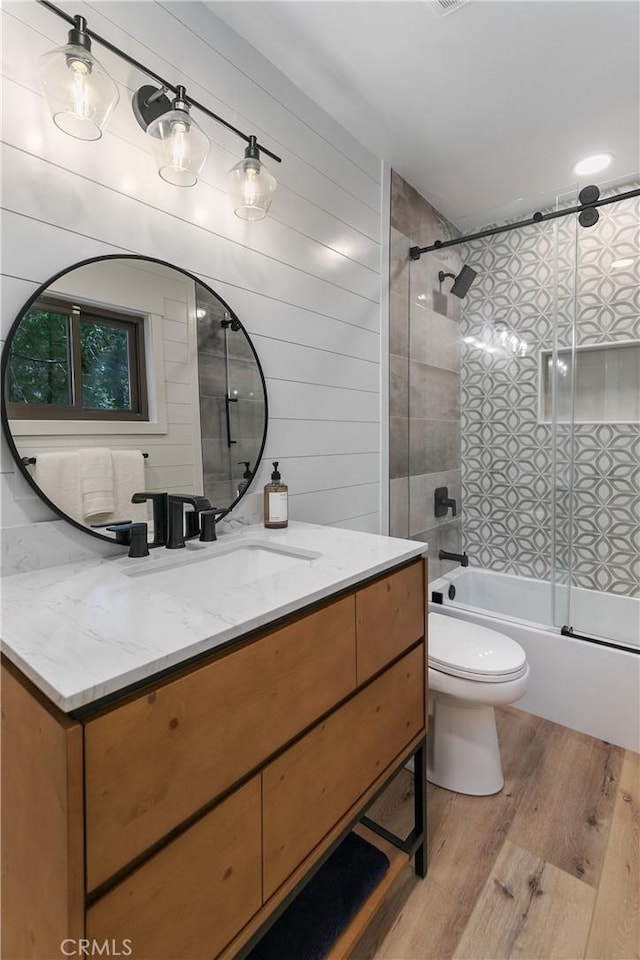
top-left (1, 557), bottom-right (427, 960)
top-left (84, 595), bottom-right (357, 892)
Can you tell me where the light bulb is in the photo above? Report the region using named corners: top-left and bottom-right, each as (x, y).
top-left (227, 136), bottom-right (277, 220)
top-left (146, 89), bottom-right (209, 187)
top-left (38, 18), bottom-right (119, 141)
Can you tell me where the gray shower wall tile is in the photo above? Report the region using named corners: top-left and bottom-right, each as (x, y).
top-left (410, 306), bottom-right (461, 372)
top-left (390, 291), bottom-right (409, 358)
top-left (390, 416), bottom-right (409, 480)
top-left (390, 354), bottom-right (409, 419)
top-left (390, 171), bottom-right (465, 545)
top-left (409, 361), bottom-right (460, 420)
top-left (391, 170), bottom-right (458, 250)
top-left (410, 420), bottom-right (461, 475)
top-left (390, 226), bottom-right (410, 302)
top-left (390, 477), bottom-right (409, 539)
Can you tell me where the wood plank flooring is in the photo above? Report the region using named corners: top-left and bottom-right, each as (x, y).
top-left (351, 706), bottom-right (639, 960)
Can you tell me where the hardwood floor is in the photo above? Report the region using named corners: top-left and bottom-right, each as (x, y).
top-left (352, 706), bottom-right (639, 960)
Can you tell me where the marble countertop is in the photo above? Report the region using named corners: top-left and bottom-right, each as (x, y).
top-left (1, 522), bottom-right (427, 713)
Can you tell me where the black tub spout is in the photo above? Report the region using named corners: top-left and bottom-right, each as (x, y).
top-left (438, 549), bottom-right (469, 567)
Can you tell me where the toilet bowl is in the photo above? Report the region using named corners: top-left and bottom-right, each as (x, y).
top-left (427, 612), bottom-right (529, 796)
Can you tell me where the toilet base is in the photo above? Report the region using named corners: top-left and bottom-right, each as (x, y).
top-left (427, 698), bottom-right (504, 796)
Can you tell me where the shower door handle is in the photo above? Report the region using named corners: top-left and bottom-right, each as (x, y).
top-left (225, 395), bottom-right (238, 448)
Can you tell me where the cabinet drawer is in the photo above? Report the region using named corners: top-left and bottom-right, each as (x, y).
top-left (262, 644), bottom-right (425, 899)
top-left (356, 560), bottom-right (425, 682)
top-left (85, 596), bottom-right (356, 891)
top-left (87, 777), bottom-right (261, 960)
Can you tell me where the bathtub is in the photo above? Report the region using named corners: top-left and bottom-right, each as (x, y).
top-left (429, 567), bottom-right (640, 753)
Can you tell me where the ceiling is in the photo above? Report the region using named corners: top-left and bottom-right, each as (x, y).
top-left (208, 1), bottom-right (640, 228)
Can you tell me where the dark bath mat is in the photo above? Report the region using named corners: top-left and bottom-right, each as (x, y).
top-left (247, 831), bottom-right (390, 960)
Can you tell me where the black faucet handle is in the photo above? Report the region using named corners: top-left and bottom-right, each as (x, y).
top-left (106, 522), bottom-right (149, 558)
top-left (434, 486), bottom-right (457, 518)
top-left (199, 509), bottom-right (219, 542)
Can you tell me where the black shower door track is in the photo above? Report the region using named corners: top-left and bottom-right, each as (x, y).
top-left (561, 625), bottom-right (639, 655)
top-left (409, 186), bottom-right (640, 259)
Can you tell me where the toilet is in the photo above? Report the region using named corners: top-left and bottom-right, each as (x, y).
top-left (427, 613), bottom-right (529, 796)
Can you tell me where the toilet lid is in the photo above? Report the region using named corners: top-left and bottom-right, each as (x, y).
top-left (429, 613), bottom-right (528, 682)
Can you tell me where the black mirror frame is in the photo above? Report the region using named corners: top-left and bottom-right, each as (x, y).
top-left (1, 254), bottom-right (269, 546)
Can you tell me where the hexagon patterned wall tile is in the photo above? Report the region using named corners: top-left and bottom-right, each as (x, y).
top-left (460, 184), bottom-right (640, 597)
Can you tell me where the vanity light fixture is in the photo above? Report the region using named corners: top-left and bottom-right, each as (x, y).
top-left (36, 0), bottom-right (281, 208)
top-left (133, 85), bottom-right (209, 187)
top-left (227, 136), bottom-right (277, 220)
top-left (37, 14), bottom-right (119, 141)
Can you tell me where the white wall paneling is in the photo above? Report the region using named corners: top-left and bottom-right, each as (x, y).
top-left (1, 0), bottom-right (385, 571)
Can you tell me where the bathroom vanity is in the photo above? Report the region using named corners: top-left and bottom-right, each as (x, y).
top-left (1, 522), bottom-right (428, 960)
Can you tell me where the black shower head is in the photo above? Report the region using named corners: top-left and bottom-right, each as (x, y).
top-left (450, 264), bottom-right (477, 299)
top-left (438, 265), bottom-right (477, 299)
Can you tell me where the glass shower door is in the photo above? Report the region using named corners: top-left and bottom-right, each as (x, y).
top-left (549, 185), bottom-right (579, 632)
top-left (555, 181), bottom-right (640, 650)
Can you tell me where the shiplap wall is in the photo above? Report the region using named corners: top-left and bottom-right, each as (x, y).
top-left (1, 0), bottom-right (385, 570)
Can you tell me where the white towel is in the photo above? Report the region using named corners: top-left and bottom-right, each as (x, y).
top-left (79, 447), bottom-right (114, 520)
top-left (111, 450), bottom-right (147, 525)
top-left (34, 452), bottom-right (83, 524)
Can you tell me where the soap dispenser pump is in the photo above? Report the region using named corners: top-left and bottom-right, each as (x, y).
top-left (264, 462), bottom-right (288, 529)
top-left (237, 461), bottom-right (252, 497)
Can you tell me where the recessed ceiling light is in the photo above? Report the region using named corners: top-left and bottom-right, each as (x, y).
top-left (573, 154), bottom-right (612, 176)
top-left (611, 257), bottom-right (634, 270)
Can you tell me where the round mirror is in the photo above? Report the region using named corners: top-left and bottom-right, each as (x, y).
top-left (1, 256), bottom-right (268, 545)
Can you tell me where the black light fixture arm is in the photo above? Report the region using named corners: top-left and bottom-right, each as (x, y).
top-left (36, 0), bottom-right (282, 164)
top-left (409, 186), bottom-right (640, 260)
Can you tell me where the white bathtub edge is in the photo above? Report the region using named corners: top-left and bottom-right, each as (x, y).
top-left (428, 602), bottom-right (640, 754)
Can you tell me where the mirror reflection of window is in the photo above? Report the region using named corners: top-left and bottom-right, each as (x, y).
top-left (7, 296), bottom-right (148, 421)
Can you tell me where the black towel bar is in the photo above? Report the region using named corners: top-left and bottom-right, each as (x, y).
top-left (22, 452), bottom-right (149, 465)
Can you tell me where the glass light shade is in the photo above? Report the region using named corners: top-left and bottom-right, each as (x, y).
top-left (147, 107), bottom-right (209, 187)
top-left (227, 155), bottom-right (277, 220)
top-left (38, 43), bottom-right (119, 141)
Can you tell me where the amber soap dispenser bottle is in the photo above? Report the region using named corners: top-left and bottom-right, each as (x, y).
top-left (264, 462), bottom-right (288, 528)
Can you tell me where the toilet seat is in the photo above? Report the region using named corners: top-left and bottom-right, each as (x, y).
top-left (429, 613), bottom-right (527, 683)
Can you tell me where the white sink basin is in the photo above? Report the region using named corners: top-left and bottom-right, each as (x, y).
top-left (123, 540), bottom-right (322, 595)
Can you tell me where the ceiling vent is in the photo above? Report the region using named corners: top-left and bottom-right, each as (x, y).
top-left (425, 0), bottom-right (471, 16)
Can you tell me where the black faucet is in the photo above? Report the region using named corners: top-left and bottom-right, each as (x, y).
top-left (165, 495), bottom-right (213, 548)
top-left (106, 522), bottom-right (149, 558)
top-left (434, 486), bottom-right (457, 518)
top-left (438, 549), bottom-right (469, 567)
top-left (131, 492), bottom-right (168, 546)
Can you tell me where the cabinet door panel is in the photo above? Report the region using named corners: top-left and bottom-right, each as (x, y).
top-left (356, 560), bottom-right (425, 682)
top-left (85, 596), bottom-right (356, 890)
top-left (87, 777), bottom-right (261, 960)
top-left (263, 645), bottom-right (425, 898)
